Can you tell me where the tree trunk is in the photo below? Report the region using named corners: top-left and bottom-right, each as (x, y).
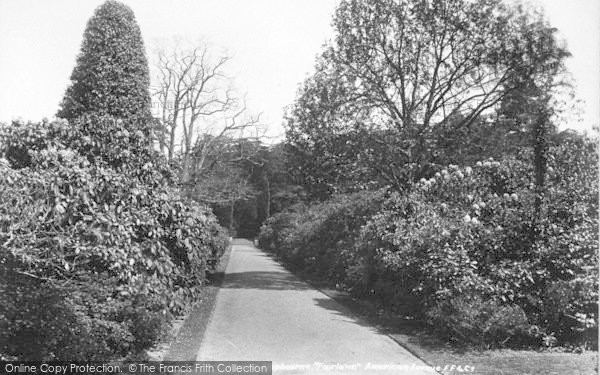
top-left (264, 174), bottom-right (271, 219)
top-left (181, 153), bottom-right (191, 185)
top-left (168, 126), bottom-right (176, 162)
top-left (229, 201), bottom-right (235, 235)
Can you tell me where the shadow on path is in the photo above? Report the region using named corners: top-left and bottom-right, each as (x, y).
top-left (221, 271), bottom-right (310, 290)
top-left (312, 296), bottom-right (385, 332)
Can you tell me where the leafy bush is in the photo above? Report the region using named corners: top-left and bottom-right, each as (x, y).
top-left (0, 119), bottom-right (228, 360)
top-left (0, 271), bottom-right (133, 360)
top-left (258, 191), bottom-right (385, 282)
top-left (258, 211), bottom-right (298, 255)
top-left (426, 296), bottom-right (533, 347)
top-left (259, 136), bottom-right (598, 349)
top-left (353, 148), bottom-right (597, 347)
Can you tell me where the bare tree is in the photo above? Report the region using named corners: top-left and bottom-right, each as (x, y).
top-left (188, 99), bottom-right (262, 180)
top-left (190, 136), bottom-right (264, 232)
top-left (151, 39), bottom-right (262, 183)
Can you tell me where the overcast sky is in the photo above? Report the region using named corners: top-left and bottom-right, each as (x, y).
top-left (0, 0), bottom-right (598, 137)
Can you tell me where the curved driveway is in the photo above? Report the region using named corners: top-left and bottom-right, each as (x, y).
top-left (197, 239), bottom-right (438, 375)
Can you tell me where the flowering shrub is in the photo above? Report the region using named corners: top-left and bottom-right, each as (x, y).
top-left (0, 119), bottom-right (228, 360)
top-left (259, 136), bottom-right (598, 348)
top-left (353, 148), bottom-right (597, 347)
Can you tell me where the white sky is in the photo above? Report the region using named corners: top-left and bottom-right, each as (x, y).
top-left (0, 0), bottom-right (598, 137)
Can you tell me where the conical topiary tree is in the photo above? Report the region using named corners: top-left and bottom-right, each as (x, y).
top-left (57, 0), bottom-right (151, 121)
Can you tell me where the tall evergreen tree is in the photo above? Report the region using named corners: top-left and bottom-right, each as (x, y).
top-left (57, 0), bottom-right (151, 121)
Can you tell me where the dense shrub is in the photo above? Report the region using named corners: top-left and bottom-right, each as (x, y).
top-left (258, 191), bottom-right (385, 282)
top-left (258, 137), bottom-right (598, 349)
top-left (0, 119), bottom-right (228, 360)
top-left (426, 296), bottom-right (533, 347)
top-left (258, 211), bottom-right (299, 255)
top-left (354, 148), bottom-right (597, 347)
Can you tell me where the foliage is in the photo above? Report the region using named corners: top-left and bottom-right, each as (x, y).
top-left (258, 190), bottom-right (385, 282)
top-left (0, 272), bottom-right (169, 360)
top-left (279, 0), bottom-right (588, 343)
top-left (5, 116), bottom-right (168, 184)
top-left (426, 296), bottom-right (533, 347)
top-left (285, 0), bottom-right (570, 197)
top-left (57, 0), bottom-right (152, 122)
top-left (259, 136), bottom-right (598, 348)
top-left (258, 211), bottom-right (299, 254)
top-left (1, 0), bottom-right (230, 361)
top-left (0, 119), bottom-right (228, 360)
top-left (1, 273), bottom-right (124, 361)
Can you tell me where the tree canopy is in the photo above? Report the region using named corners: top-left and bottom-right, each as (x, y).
top-left (286, 0), bottom-right (570, 197)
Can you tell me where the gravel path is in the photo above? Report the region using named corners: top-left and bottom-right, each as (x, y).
top-left (196, 239), bottom-right (438, 375)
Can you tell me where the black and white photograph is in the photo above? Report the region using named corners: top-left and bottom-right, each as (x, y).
top-left (0, 0), bottom-right (598, 374)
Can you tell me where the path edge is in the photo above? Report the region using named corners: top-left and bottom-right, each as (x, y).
top-left (159, 239), bottom-right (235, 361)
